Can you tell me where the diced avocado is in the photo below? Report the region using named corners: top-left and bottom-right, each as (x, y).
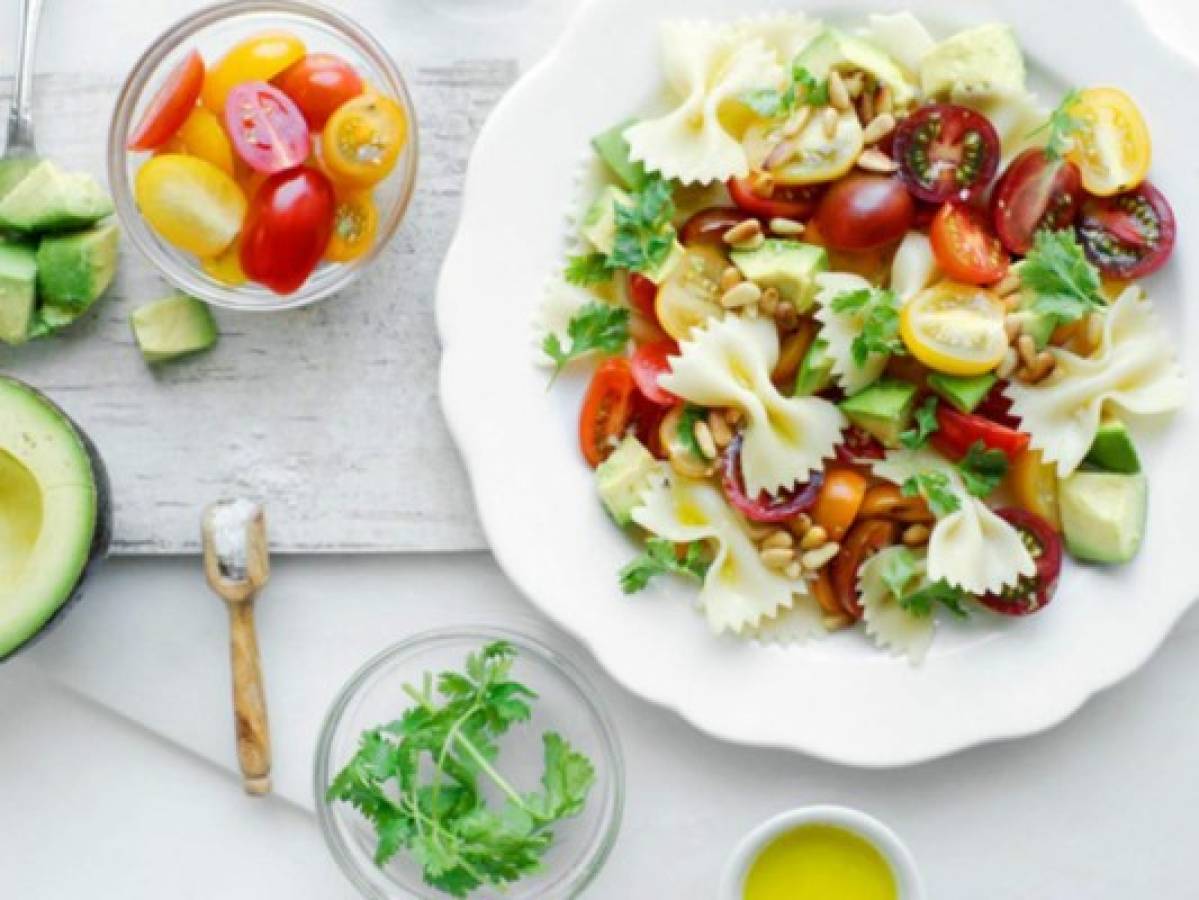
top-left (0, 242), bottom-right (38, 346)
top-left (36, 222), bottom-right (120, 311)
top-left (839, 379), bottom-right (919, 447)
top-left (794, 339), bottom-right (834, 397)
top-left (28, 303), bottom-right (81, 339)
top-left (920, 24), bottom-right (1025, 100)
top-left (0, 160), bottom-right (114, 233)
top-left (927, 373), bottom-right (996, 414)
top-left (1059, 471), bottom-right (1147, 564)
top-left (0, 157), bottom-right (38, 202)
top-left (1084, 417), bottom-right (1141, 474)
top-left (795, 28), bottom-right (918, 106)
top-left (1008, 275), bottom-right (1058, 349)
top-left (131, 294), bottom-right (219, 364)
top-left (730, 240), bottom-right (828, 312)
top-left (591, 119), bottom-right (648, 191)
top-left (596, 435), bottom-right (658, 526)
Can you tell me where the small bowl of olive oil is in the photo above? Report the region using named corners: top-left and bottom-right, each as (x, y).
top-left (720, 805), bottom-right (924, 900)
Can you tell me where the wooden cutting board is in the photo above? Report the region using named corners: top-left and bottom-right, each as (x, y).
top-left (1, 62), bottom-right (515, 554)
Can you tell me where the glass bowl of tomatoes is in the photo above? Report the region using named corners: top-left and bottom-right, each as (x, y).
top-left (108, 0), bottom-right (418, 310)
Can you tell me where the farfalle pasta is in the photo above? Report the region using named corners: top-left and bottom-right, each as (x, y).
top-left (858, 547), bottom-right (936, 664)
top-left (814, 271), bottom-right (890, 394)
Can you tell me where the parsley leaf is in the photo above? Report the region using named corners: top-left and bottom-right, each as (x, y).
top-left (676, 404), bottom-right (708, 460)
top-left (326, 641), bottom-right (597, 898)
top-left (1020, 229), bottom-right (1105, 325)
top-left (956, 441), bottom-right (1009, 498)
top-left (620, 538), bottom-right (711, 594)
top-left (609, 176), bottom-right (677, 275)
top-left (879, 546), bottom-right (922, 600)
top-left (1029, 89), bottom-right (1084, 162)
top-left (831, 287), bottom-right (904, 366)
top-left (792, 65), bottom-right (830, 106)
top-left (564, 251), bottom-right (612, 286)
top-left (902, 471), bottom-right (960, 518)
top-left (900, 580), bottom-right (973, 619)
top-left (740, 63), bottom-right (827, 119)
top-left (900, 396), bottom-right (940, 450)
top-left (541, 302), bottom-right (629, 378)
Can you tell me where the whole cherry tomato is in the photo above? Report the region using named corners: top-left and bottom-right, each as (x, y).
top-left (274, 52), bottom-right (365, 130)
top-left (240, 167), bottom-right (337, 294)
top-left (203, 31), bottom-right (307, 113)
top-left (814, 174), bottom-right (914, 251)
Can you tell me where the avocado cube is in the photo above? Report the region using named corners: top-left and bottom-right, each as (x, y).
top-left (794, 339), bottom-right (834, 397)
top-left (730, 240), bottom-right (828, 311)
top-left (0, 159), bottom-right (114, 233)
top-left (1084, 417), bottom-right (1141, 474)
top-left (796, 27), bottom-right (918, 105)
top-left (919, 23), bottom-right (1026, 99)
top-left (1008, 306), bottom-right (1057, 349)
top-left (580, 185), bottom-right (629, 254)
top-left (36, 222), bottom-right (119, 311)
top-left (0, 157), bottom-right (38, 202)
top-left (131, 294), bottom-right (219, 364)
top-left (596, 435), bottom-right (657, 526)
top-left (840, 379), bottom-right (919, 448)
top-left (0, 242), bottom-right (37, 346)
top-left (591, 119), bottom-right (649, 191)
top-left (1059, 471), bottom-right (1147, 564)
top-left (927, 373), bottom-right (996, 414)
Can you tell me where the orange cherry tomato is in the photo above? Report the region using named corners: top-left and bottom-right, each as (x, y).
top-left (830, 519), bottom-right (897, 620)
top-left (771, 318), bottom-right (817, 389)
top-left (325, 190), bottom-right (378, 263)
top-left (202, 31), bottom-right (307, 114)
top-left (930, 202), bottom-right (1009, 286)
top-left (321, 93), bottom-right (408, 187)
top-left (128, 49), bottom-right (205, 151)
top-left (810, 570), bottom-right (842, 618)
top-left (811, 467), bottom-right (869, 542)
top-left (858, 484), bottom-right (934, 523)
top-left (579, 358), bottom-right (636, 468)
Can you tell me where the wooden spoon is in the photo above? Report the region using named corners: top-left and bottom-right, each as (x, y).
top-left (202, 499), bottom-right (272, 796)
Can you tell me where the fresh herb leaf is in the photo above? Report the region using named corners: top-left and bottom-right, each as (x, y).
top-left (609, 176), bottom-right (676, 275)
top-left (326, 642), bottom-right (597, 898)
top-left (620, 537), bottom-right (711, 593)
top-left (792, 65), bottom-right (829, 106)
top-left (1020, 229), bottom-right (1105, 325)
top-left (900, 396), bottom-right (940, 450)
top-left (564, 252), bottom-right (612, 286)
top-left (829, 288), bottom-right (874, 313)
top-left (900, 580), bottom-right (973, 619)
top-left (901, 471), bottom-right (960, 518)
top-left (879, 546), bottom-right (922, 600)
top-left (676, 404), bottom-right (707, 460)
top-left (739, 64), bottom-right (827, 119)
top-left (832, 287), bottom-right (904, 366)
top-left (1029, 89), bottom-right (1084, 162)
top-left (956, 441), bottom-right (1009, 498)
top-left (541, 302), bottom-right (629, 378)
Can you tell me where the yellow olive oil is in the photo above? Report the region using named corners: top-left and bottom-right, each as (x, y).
top-left (743, 824), bottom-right (898, 900)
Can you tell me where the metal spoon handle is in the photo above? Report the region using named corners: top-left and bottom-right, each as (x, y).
top-left (7, 0), bottom-right (44, 155)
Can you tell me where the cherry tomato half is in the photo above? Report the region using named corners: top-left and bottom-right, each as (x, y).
top-left (1064, 87), bottom-right (1151, 197)
top-left (930, 203), bottom-right (1009, 285)
top-left (630, 340), bottom-right (678, 407)
top-left (1077, 182), bottom-right (1176, 279)
top-left (932, 404), bottom-right (1030, 463)
top-left (830, 519), bottom-right (897, 620)
top-left (811, 467), bottom-right (869, 542)
top-left (894, 103), bottom-right (1001, 204)
top-left (135, 154), bottom-right (246, 257)
top-left (321, 93), bottom-right (408, 188)
top-left (240, 167), bottom-right (337, 294)
top-left (991, 149), bottom-right (1083, 255)
top-left (627, 272), bottom-right (658, 320)
top-left (160, 106), bottom-right (235, 176)
top-left (579, 358), bottom-right (636, 468)
top-left (202, 31), bottom-right (307, 114)
top-left (721, 434), bottom-right (824, 523)
top-left (834, 425), bottom-right (886, 464)
top-left (128, 49), bottom-right (205, 151)
top-left (728, 176), bottom-right (822, 221)
top-left (679, 206), bottom-right (754, 246)
top-left (274, 52), bottom-right (365, 131)
top-left (325, 190), bottom-right (378, 263)
top-left (225, 82), bottom-right (310, 175)
top-left (814, 173), bottom-right (914, 251)
top-left (978, 508), bottom-right (1062, 616)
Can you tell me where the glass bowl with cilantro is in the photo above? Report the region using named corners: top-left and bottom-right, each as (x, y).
top-left (315, 627), bottom-right (624, 899)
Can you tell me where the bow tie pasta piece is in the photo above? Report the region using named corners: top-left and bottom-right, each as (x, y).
top-left (889, 232), bottom-right (940, 301)
top-left (750, 592), bottom-right (826, 645)
top-left (533, 276), bottom-right (592, 368)
top-left (874, 449), bottom-right (1035, 594)
top-left (631, 469), bottom-right (805, 634)
top-left (858, 547), bottom-right (935, 664)
top-left (624, 22), bottom-right (783, 185)
top-left (659, 316), bottom-right (846, 496)
top-left (956, 90), bottom-right (1048, 165)
top-left (1006, 287), bottom-right (1185, 477)
top-left (732, 14), bottom-right (824, 68)
top-left (814, 271), bottom-right (889, 394)
top-left (857, 12), bottom-right (936, 77)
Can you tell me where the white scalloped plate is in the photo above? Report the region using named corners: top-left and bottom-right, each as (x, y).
top-left (437, 0), bottom-right (1199, 765)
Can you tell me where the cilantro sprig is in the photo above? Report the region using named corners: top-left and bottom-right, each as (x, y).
top-left (956, 441), bottom-right (1009, 499)
top-left (899, 396), bottom-right (940, 450)
top-left (620, 538), bottom-right (711, 594)
top-left (878, 547), bottom-right (971, 619)
top-left (1020, 229), bottom-right (1106, 325)
top-left (564, 252), bottom-right (612, 287)
top-left (326, 642), bottom-right (596, 898)
top-left (1029, 89), bottom-right (1084, 162)
top-left (610, 176), bottom-right (677, 274)
top-left (742, 64), bottom-right (829, 119)
top-left (676, 404), bottom-right (708, 460)
top-left (901, 471), bottom-right (960, 518)
top-left (542, 302), bottom-right (629, 379)
top-left (831, 288), bottom-right (905, 366)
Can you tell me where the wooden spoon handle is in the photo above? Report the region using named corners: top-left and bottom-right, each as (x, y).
top-left (227, 601), bottom-right (272, 795)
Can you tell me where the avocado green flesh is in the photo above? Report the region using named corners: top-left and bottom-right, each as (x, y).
top-left (840, 379), bottom-right (918, 447)
top-left (132, 294), bottom-right (218, 363)
top-left (1059, 471), bottom-right (1146, 565)
top-left (927, 373), bottom-right (996, 413)
top-left (0, 160), bottom-right (113, 233)
top-left (730, 240), bottom-right (828, 311)
top-left (591, 119), bottom-right (648, 191)
top-left (797, 28), bottom-right (918, 105)
top-left (0, 242), bottom-right (38, 346)
top-left (794, 340), bottom-right (833, 397)
top-left (596, 436), bottom-right (657, 526)
top-left (1084, 419), bottom-right (1141, 474)
top-left (36, 222), bottom-right (120, 311)
top-left (0, 378), bottom-right (97, 658)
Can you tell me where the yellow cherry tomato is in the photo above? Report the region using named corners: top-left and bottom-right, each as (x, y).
top-left (742, 108), bottom-right (863, 186)
top-left (654, 244), bottom-right (726, 341)
top-left (324, 190), bottom-right (379, 262)
top-left (201, 31), bottom-right (307, 113)
top-left (900, 281), bottom-right (1008, 376)
top-left (1065, 87), bottom-right (1151, 197)
top-left (1007, 448), bottom-right (1061, 530)
top-left (135, 154), bottom-right (247, 257)
top-left (321, 93), bottom-right (407, 187)
top-left (160, 106), bottom-right (235, 175)
top-left (202, 236), bottom-right (247, 286)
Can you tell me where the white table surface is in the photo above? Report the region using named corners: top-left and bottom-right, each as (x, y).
top-left (6, 1), bottom-right (1199, 897)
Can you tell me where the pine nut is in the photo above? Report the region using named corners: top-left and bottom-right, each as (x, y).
top-left (762, 530), bottom-right (794, 550)
top-left (785, 562), bottom-right (804, 580)
top-left (708, 410), bottom-right (733, 448)
top-left (725, 408), bottom-right (743, 425)
top-left (789, 512), bottom-right (813, 537)
top-left (857, 148), bottom-right (898, 173)
top-left (736, 233), bottom-right (766, 252)
top-left (1004, 315), bottom-right (1023, 342)
top-left (775, 303), bottom-right (799, 331)
top-left (760, 547), bottom-right (795, 570)
top-left (902, 524), bottom-right (931, 547)
top-left (693, 420), bottom-right (718, 460)
top-left (1016, 333), bottom-right (1038, 367)
top-left (844, 72), bottom-right (865, 99)
top-left (781, 106), bottom-right (811, 137)
top-left (859, 87), bottom-right (875, 125)
top-left (823, 613), bottom-right (852, 632)
top-left (875, 85), bottom-right (893, 117)
top-left (1031, 351), bottom-right (1056, 382)
top-left (996, 347), bottom-right (1018, 379)
top-left (1086, 311), bottom-right (1104, 348)
top-left (748, 169), bottom-right (775, 198)
top-left (721, 281), bottom-right (762, 309)
top-left (745, 521), bottom-right (775, 541)
top-left (822, 106), bottom-right (840, 140)
top-left (769, 217), bottom-right (805, 236)
top-left (800, 525), bottom-right (829, 550)
top-left (828, 70), bottom-right (851, 112)
top-left (802, 542), bottom-right (841, 571)
top-left (720, 266), bottom-right (743, 291)
top-left (759, 287), bottom-right (780, 316)
top-left (994, 270), bottom-right (1022, 297)
top-left (722, 219), bottom-right (762, 246)
top-left (764, 140), bottom-right (797, 171)
top-left (861, 113), bottom-right (896, 145)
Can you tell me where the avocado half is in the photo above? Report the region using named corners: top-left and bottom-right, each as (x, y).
top-left (0, 376), bottom-right (111, 660)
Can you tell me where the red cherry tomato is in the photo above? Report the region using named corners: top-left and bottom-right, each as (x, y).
top-left (224, 82), bottom-right (310, 174)
top-left (978, 508), bottom-right (1062, 616)
top-left (814, 174), bottom-right (914, 251)
top-left (1077, 182), bottom-right (1176, 279)
top-left (273, 52), bottom-right (365, 131)
top-left (991, 149), bottom-right (1083, 255)
top-left (721, 434), bottom-right (824, 523)
top-left (630, 340), bottom-right (678, 407)
top-left (932, 404), bottom-right (1030, 463)
top-left (128, 50), bottom-right (205, 151)
top-left (240, 167), bottom-right (337, 294)
top-left (679, 206), bottom-right (755, 246)
top-left (578, 358), bottom-right (636, 468)
top-left (930, 203), bottom-right (1009, 285)
top-left (629, 393), bottom-right (669, 459)
top-left (728, 177), bottom-right (823, 221)
top-left (834, 425), bottom-right (886, 464)
top-left (894, 103), bottom-right (1001, 204)
top-left (627, 272), bottom-right (658, 319)
top-left (830, 519), bottom-right (898, 620)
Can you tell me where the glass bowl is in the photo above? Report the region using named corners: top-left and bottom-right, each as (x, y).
top-left (107, 0), bottom-right (418, 311)
top-left (314, 625), bottom-right (624, 899)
